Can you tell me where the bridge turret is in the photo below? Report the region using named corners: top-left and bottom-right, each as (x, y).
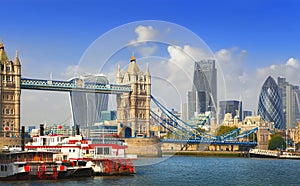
top-left (0, 42), bottom-right (21, 139)
top-left (117, 54), bottom-right (151, 138)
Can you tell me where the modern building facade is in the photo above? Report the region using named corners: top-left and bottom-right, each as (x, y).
top-left (0, 43), bottom-right (21, 137)
top-left (219, 100), bottom-right (242, 123)
top-left (187, 60), bottom-right (217, 120)
top-left (257, 76), bottom-right (284, 129)
top-left (277, 77), bottom-right (300, 129)
top-left (69, 74), bottom-right (109, 128)
top-left (242, 110), bottom-right (252, 120)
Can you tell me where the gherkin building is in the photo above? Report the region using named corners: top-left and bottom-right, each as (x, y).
top-left (257, 76), bottom-right (285, 129)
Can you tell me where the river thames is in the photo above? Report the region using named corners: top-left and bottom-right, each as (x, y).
top-left (2, 156), bottom-right (300, 185)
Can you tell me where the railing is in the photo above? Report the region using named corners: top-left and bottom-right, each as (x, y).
top-left (20, 78), bottom-right (132, 94)
top-left (161, 139), bottom-right (257, 146)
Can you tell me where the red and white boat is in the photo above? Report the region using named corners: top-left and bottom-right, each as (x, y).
top-left (0, 150), bottom-right (70, 180)
top-left (25, 134), bottom-right (137, 176)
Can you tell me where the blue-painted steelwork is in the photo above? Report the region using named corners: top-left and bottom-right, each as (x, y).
top-left (20, 77), bottom-right (131, 94)
top-left (161, 139), bottom-right (257, 146)
top-left (150, 95), bottom-right (258, 146)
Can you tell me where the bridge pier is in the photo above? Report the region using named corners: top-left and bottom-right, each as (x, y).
top-left (124, 138), bottom-right (162, 157)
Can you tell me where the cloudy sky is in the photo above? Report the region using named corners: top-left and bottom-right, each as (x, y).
top-left (1, 0), bottom-right (300, 126)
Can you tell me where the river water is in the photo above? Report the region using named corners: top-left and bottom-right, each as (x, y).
top-left (2, 156), bottom-right (300, 185)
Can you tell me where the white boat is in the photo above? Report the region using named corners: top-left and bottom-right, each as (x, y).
top-left (25, 134), bottom-right (137, 175)
top-left (249, 148), bottom-right (300, 160)
top-left (0, 151), bottom-right (69, 180)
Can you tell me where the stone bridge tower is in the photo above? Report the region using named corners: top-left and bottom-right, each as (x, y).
top-left (116, 54), bottom-right (151, 138)
top-left (0, 43), bottom-right (21, 137)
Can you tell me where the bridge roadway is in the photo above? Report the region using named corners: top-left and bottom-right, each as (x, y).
top-left (20, 77), bottom-right (132, 94)
top-left (161, 139), bottom-right (257, 146)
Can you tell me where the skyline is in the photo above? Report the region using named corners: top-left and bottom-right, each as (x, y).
top-left (1, 0), bottom-right (300, 126)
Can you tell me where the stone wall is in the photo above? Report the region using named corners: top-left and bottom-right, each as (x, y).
top-left (124, 138), bottom-right (162, 157)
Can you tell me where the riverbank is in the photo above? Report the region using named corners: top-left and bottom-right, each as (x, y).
top-left (163, 150), bottom-right (247, 157)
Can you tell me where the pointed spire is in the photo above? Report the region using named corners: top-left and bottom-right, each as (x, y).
top-left (146, 63), bottom-right (150, 76)
top-left (117, 64), bottom-right (122, 77)
top-left (0, 42), bottom-right (9, 64)
top-left (14, 50), bottom-right (21, 66)
top-left (130, 52), bottom-right (136, 62)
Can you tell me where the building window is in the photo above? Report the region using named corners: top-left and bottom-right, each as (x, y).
top-left (6, 66), bottom-right (10, 72)
top-left (6, 76), bottom-right (11, 82)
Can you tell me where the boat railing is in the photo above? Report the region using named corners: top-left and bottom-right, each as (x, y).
top-left (0, 157), bottom-right (54, 164)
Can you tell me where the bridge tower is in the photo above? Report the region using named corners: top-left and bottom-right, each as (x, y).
top-left (117, 54), bottom-right (151, 137)
top-left (0, 42), bottom-right (21, 137)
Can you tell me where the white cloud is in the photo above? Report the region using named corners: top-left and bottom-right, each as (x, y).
top-left (256, 57), bottom-right (300, 85)
top-left (137, 44), bottom-right (158, 56)
top-left (61, 65), bottom-right (95, 79)
top-left (286, 57), bottom-right (299, 68)
top-left (132, 25), bottom-right (159, 43)
top-left (129, 25), bottom-right (161, 57)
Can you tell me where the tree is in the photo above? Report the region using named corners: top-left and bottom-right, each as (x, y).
top-left (268, 133), bottom-right (286, 150)
top-left (216, 125), bottom-right (238, 136)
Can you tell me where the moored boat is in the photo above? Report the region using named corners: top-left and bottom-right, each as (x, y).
top-left (0, 151), bottom-right (70, 181)
top-left (25, 134), bottom-right (137, 176)
top-left (249, 148), bottom-right (300, 160)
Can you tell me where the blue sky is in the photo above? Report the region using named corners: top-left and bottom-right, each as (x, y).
top-left (2, 0), bottom-right (300, 125)
top-left (2, 0), bottom-right (300, 68)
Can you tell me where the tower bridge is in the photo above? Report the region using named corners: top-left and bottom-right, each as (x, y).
top-left (0, 42), bottom-right (269, 152)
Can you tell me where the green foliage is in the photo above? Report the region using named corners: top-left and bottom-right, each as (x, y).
top-left (268, 133), bottom-right (286, 150)
top-left (249, 133), bottom-right (257, 142)
top-left (166, 131), bottom-right (172, 138)
top-left (296, 142), bottom-right (300, 150)
top-left (216, 126), bottom-right (238, 136)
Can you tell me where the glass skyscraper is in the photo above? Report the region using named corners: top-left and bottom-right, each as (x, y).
top-left (277, 77), bottom-right (300, 129)
top-left (257, 76), bottom-right (284, 129)
top-left (219, 100), bottom-right (242, 123)
top-left (187, 60), bottom-right (217, 120)
top-left (69, 74), bottom-right (109, 127)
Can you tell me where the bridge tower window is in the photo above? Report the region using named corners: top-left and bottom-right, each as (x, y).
top-left (6, 76), bottom-right (11, 82)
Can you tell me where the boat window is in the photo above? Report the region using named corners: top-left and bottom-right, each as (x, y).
top-left (104, 147), bottom-right (110, 155)
top-left (96, 147), bottom-right (103, 155)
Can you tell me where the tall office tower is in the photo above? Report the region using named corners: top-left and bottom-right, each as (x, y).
top-left (187, 60), bottom-right (217, 120)
top-left (181, 103), bottom-right (188, 122)
top-left (277, 77), bottom-right (300, 129)
top-left (0, 43), bottom-right (21, 137)
top-left (187, 91), bottom-right (196, 120)
top-left (278, 77), bottom-right (288, 128)
top-left (258, 76), bottom-right (284, 129)
top-left (69, 74), bottom-right (109, 127)
top-left (219, 100), bottom-right (242, 123)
